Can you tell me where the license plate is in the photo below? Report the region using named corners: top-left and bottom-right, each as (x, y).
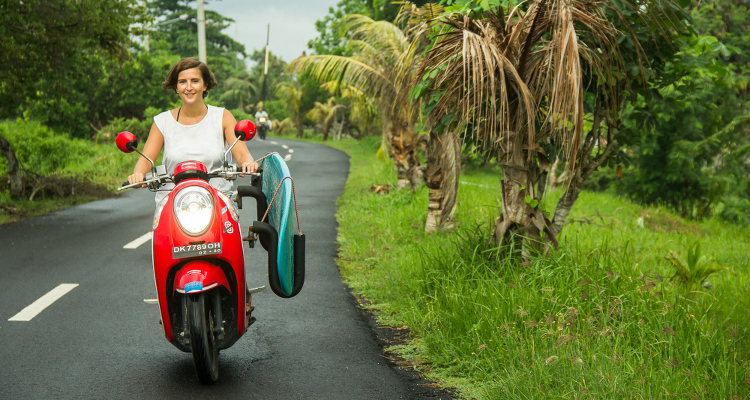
top-left (172, 242), bottom-right (222, 259)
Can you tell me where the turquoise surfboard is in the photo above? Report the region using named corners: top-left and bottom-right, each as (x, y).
top-left (260, 153), bottom-right (295, 295)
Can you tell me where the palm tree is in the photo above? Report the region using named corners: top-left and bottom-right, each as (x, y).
top-left (219, 77), bottom-right (255, 111)
top-left (287, 14), bottom-right (426, 191)
top-left (275, 82), bottom-right (305, 138)
top-left (306, 97), bottom-right (347, 141)
top-left (416, 0), bottom-right (686, 249)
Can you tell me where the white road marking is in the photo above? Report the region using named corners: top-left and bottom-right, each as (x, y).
top-left (282, 145), bottom-right (289, 149)
top-left (270, 141), bottom-right (278, 145)
top-left (288, 149), bottom-right (294, 154)
top-left (143, 299), bottom-right (158, 305)
top-left (124, 232), bottom-right (152, 249)
top-left (9, 284), bottom-right (79, 322)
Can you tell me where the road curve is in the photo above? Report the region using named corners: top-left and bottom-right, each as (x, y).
top-left (0, 138), bottom-right (451, 399)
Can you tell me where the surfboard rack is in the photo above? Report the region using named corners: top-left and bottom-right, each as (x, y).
top-left (235, 153), bottom-right (305, 299)
top-left (236, 185), bottom-right (268, 223)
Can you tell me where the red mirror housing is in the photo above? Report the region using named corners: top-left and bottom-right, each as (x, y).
top-left (116, 132), bottom-right (138, 153)
top-left (234, 120), bottom-right (256, 141)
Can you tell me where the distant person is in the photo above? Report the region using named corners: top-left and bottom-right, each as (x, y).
top-left (254, 106), bottom-right (271, 139)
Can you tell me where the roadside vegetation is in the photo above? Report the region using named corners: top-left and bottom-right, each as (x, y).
top-left (328, 135), bottom-right (749, 399)
top-left (2, 1), bottom-right (749, 397)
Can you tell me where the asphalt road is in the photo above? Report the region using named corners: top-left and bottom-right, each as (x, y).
top-left (0, 138), bottom-right (448, 399)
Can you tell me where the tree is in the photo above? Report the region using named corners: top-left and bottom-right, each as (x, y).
top-left (275, 82), bottom-right (306, 138)
top-left (616, 0), bottom-right (750, 219)
top-left (146, 0), bottom-right (247, 85)
top-left (307, 98), bottom-right (347, 141)
top-left (289, 14), bottom-right (426, 191)
top-left (0, 0), bottom-right (136, 198)
top-left (219, 77), bottom-right (256, 111)
top-left (415, 0), bottom-right (690, 251)
top-left (307, 0), bottom-right (434, 56)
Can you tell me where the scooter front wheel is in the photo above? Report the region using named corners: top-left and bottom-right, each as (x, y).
top-left (187, 292), bottom-right (219, 383)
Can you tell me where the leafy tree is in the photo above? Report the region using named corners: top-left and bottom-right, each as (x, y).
top-left (246, 49), bottom-right (289, 107)
top-left (307, 98), bottom-right (347, 140)
top-left (290, 14), bottom-right (427, 191)
top-left (307, 0), bottom-right (433, 55)
top-left (0, 0), bottom-right (137, 198)
top-left (275, 82), bottom-right (306, 138)
top-left (219, 77), bottom-right (256, 111)
top-left (145, 0), bottom-right (247, 86)
top-left (617, 0), bottom-right (750, 219)
top-left (414, 0), bottom-right (691, 250)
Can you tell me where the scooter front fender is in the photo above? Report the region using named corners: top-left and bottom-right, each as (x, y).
top-left (173, 260), bottom-right (231, 295)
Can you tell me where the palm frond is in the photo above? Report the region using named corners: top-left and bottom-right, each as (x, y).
top-left (287, 54), bottom-right (394, 110)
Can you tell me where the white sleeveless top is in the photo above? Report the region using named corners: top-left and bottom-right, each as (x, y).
top-left (153, 105), bottom-right (233, 205)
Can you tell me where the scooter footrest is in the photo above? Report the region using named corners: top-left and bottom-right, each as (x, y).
top-left (248, 285), bottom-right (266, 294)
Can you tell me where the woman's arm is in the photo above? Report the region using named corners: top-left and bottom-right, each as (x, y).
top-left (127, 123), bottom-right (164, 185)
top-left (223, 109), bottom-right (258, 173)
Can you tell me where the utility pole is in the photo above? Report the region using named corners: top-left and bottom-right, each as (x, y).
top-left (261, 24), bottom-right (270, 105)
top-left (197, 0), bottom-right (207, 63)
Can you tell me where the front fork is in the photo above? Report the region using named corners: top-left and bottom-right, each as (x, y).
top-left (181, 290), bottom-right (224, 342)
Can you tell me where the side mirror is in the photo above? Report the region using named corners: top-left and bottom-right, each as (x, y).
top-left (116, 132), bottom-right (138, 153)
top-left (234, 120), bottom-right (256, 141)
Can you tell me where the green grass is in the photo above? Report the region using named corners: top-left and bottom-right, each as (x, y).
top-left (329, 135), bottom-right (750, 399)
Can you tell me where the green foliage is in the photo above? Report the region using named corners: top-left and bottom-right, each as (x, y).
top-left (246, 49), bottom-right (289, 105)
top-left (0, 119), bottom-right (132, 181)
top-left (666, 242), bottom-right (732, 293)
top-left (0, 0), bottom-right (139, 135)
top-left (616, 0), bottom-right (750, 221)
top-left (307, 0), bottom-right (433, 56)
top-left (718, 196), bottom-right (750, 226)
top-left (331, 136), bottom-right (750, 399)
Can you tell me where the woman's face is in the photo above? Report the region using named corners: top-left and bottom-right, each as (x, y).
top-left (176, 67), bottom-right (206, 105)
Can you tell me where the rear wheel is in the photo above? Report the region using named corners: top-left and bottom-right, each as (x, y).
top-left (187, 292), bottom-right (219, 383)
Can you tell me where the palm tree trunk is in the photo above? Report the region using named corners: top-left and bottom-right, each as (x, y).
top-left (493, 148), bottom-right (557, 253)
top-left (424, 131), bottom-right (461, 233)
top-left (0, 133), bottom-right (23, 199)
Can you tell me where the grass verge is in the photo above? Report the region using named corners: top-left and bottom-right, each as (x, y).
top-left (326, 135), bottom-right (750, 399)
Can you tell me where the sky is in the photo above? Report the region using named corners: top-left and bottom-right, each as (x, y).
top-left (205, 0), bottom-right (341, 63)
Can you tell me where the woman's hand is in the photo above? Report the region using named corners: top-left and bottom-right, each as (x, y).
top-left (241, 161), bottom-right (258, 175)
top-left (127, 172), bottom-right (147, 188)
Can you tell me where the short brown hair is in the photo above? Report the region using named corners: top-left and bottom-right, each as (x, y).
top-left (162, 57), bottom-right (217, 98)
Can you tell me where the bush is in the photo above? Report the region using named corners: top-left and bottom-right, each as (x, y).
top-left (0, 118), bottom-right (97, 175)
top-left (718, 197), bottom-right (750, 225)
top-left (0, 118), bottom-right (133, 187)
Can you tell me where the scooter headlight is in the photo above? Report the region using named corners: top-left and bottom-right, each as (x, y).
top-left (216, 191), bottom-right (238, 221)
top-left (173, 186), bottom-right (214, 236)
top-left (153, 195), bottom-right (169, 230)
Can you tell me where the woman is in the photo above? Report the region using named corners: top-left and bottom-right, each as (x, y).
top-left (128, 57), bottom-right (258, 205)
top-left (128, 58), bottom-right (259, 322)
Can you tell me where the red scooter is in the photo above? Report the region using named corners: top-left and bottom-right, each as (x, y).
top-left (116, 121), bottom-right (290, 383)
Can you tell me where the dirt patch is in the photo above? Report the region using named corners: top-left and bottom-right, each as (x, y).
top-left (347, 288), bottom-right (458, 399)
top-left (641, 210), bottom-right (705, 235)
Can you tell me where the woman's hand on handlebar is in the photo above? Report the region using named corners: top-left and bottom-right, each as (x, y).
top-left (127, 172), bottom-right (147, 188)
top-left (240, 161), bottom-right (258, 176)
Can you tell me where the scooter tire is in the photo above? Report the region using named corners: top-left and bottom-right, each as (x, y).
top-left (187, 292), bottom-right (219, 384)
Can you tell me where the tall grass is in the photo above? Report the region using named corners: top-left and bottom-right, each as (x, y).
top-left (332, 136), bottom-right (750, 399)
